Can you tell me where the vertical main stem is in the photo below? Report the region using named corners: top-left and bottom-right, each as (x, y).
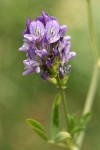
top-left (87, 0), bottom-right (99, 62)
top-left (72, 0), bottom-right (100, 150)
top-left (82, 65), bottom-right (99, 114)
top-left (73, 64), bottom-right (99, 150)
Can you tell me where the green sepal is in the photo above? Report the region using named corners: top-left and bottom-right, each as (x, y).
top-left (51, 94), bottom-right (61, 138)
top-left (57, 75), bottom-right (69, 89)
top-left (26, 118), bottom-right (48, 141)
top-left (48, 77), bottom-right (57, 85)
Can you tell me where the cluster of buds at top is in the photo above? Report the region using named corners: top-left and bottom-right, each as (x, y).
top-left (19, 11), bottom-right (76, 87)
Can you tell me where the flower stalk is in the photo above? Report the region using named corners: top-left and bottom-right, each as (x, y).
top-left (60, 88), bottom-right (69, 131)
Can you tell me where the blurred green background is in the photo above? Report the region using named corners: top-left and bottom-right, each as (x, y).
top-left (0, 0), bottom-right (100, 150)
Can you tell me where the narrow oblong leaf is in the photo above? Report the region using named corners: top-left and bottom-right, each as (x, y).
top-left (53, 131), bottom-right (71, 143)
top-left (26, 118), bottom-right (45, 132)
top-left (26, 119), bottom-right (48, 141)
top-left (51, 94), bottom-right (61, 137)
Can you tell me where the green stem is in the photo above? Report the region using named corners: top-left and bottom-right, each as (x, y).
top-left (72, 63), bottom-right (100, 150)
top-left (71, 0), bottom-right (100, 150)
top-left (82, 64), bottom-right (99, 114)
top-left (86, 0), bottom-right (99, 61)
top-left (60, 88), bottom-right (69, 131)
top-left (57, 76), bottom-right (69, 131)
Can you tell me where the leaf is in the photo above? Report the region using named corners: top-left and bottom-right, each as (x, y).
top-left (68, 114), bottom-right (77, 134)
top-left (51, 94), bottom-right (61, 137)
top-left (53, 131), bottom-right (71, 143)
top-left (71, 113), bottom-right (91, 135)
top-left (26, 119), bottom-right (48, 141)
top-left (71, 126), bottom-right (85, 135)
top-left (80, 112), bottom-right (91, 126)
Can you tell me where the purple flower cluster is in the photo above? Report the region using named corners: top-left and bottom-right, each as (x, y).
top-left (19, 11), bottom-right (76, 83)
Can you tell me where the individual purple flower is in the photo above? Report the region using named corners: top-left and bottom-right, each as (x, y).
top-left (23, 59), bottom-right (40, 75)
top-left (24, 20), bottom-right (45, 42)
top-left (58, 36), bottom-right (76, 64)
top-left (58, 36), bottom-right (71, 53)
top-left (46, 20), bottom-right (60, 43)
top-left (19, 11), bottom-right (76, 86)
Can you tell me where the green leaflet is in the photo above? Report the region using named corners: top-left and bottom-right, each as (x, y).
top-left (51, 94), bottom-right (61, 138)
top-left (26, 119), bottom-right (48, 141)
top-left (68, 112), bottom-right (91, 136)
top-left (80, 112), bottom-right (91, 126)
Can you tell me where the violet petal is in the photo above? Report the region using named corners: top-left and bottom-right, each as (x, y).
top-left (59, 25), bottom-right (67, 37)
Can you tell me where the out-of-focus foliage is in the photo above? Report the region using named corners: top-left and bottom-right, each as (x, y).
top-left (0, 0), bottom-right (100, 150)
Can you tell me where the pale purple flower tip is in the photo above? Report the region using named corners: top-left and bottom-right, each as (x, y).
top-left (60, 25), bottom-right (67, 37)
top-left (66, 52), bottom-right (76, 62)
top-left (19, 42), bottom-right (29, 52)
top-left (36, 11), bottom-right (56, 26)
top-left (23, 59), bottom-right (40, 75)
top-left (22, 18), bottom-right (31, 36)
